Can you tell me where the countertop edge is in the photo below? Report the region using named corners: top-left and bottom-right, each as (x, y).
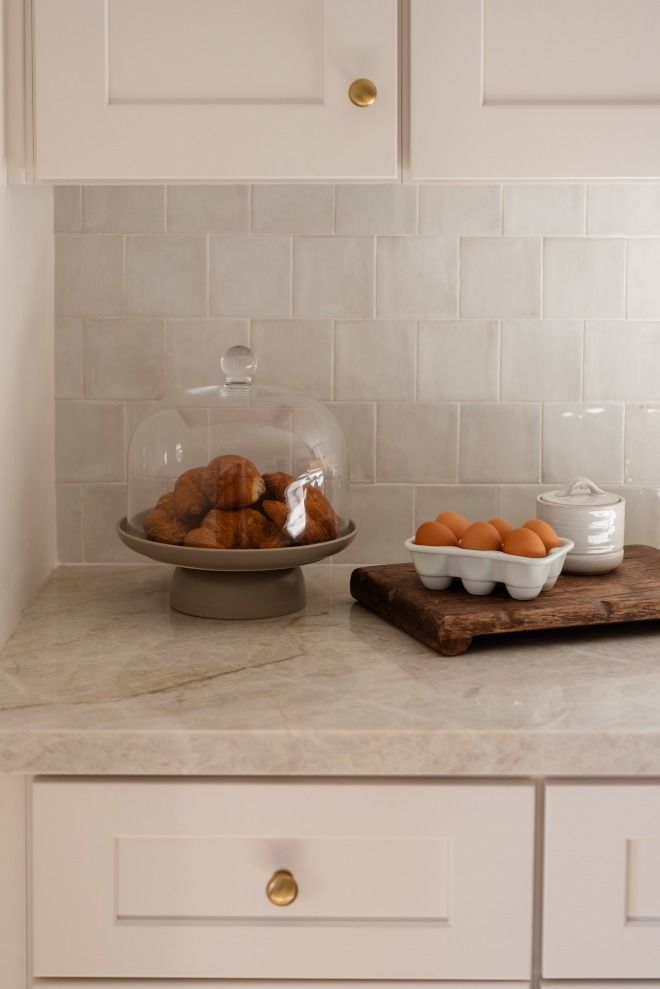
top-left (2, 728), bottom-right (660, 777)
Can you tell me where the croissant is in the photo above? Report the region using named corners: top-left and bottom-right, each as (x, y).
top-left (173, 467), bottom-right (214, 521)
top-left (262, 484), bottom-right (338, 545)
top-left (201, 507), bottom-right (288, 549)
top-left (144, 492), bottom-right (189, 545)
top-left (207, 455), bottom-right (265, 510)
top-left (262, 471), bottom-right (294, 502)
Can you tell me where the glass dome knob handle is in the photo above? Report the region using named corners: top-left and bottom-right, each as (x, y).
top-left (221, 345), bottom-right (257, 386)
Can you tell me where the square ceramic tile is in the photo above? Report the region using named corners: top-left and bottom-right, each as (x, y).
top-left (167, 186), bottom-right (249, 234)
top-left (56, 401), bottom-right (125, 482)
top-left (543, 238), bottom-right (625, 318)
top-left (542, 403), bottom-right (624, 483)
top-left (415, 484), bottom-right (498, 528)
top-left (54, 319), bottom-right (83, 399)
top-left (83, 186), bottom-right (165, 234)
top-left (83, 319), bottom-right (165, 400)
top-left (419, 185), bottom-right (501, 235)
top-left (126, 236), bottom-right (206, 316)
top-left (377, 402), bottom-right (458, 483)
top-left (588, 185), bottom-right (660, 235)
top-left (626, 239), bottom-right (660, 318)
top-left (340, 484), bottom-right (414, 564)
top-left (418, 321), bottom-right (499, 401)
top-left (607, 484), bottom-right (660, 548)
top-left (293, 237), bottom-right (374, 318)
top-left (584, 321), bottom-right (660, 401)
top-left (82, 484), bottom-right (137, 563)
top-left (625, 404), bottom-right (660, 483)
top-left (55, 235), bottom-right (124, 317)
top-left (500, 321), bottom-right (582, 402)
top-left (166, 318), bottom-right (248, 393)
top-left (376, 237), bottom-right (457, 319)
top-left (251, 320), bottom-right (333, 400)
top-left (54, 187), bottom-right (82, 233)
top-left (460, 238), bottom-right (541, 318)
top-left (503, 185), bottom-right (585, 236)
top-left (211, 235), bottom-right (291, 317)
top-left (497, 485), bottom-right (550, 527)
top-left (56, 484), bottom-right (82, 563)
top-left (459, 404), bottom-right (541, 482)
top-left (326, 402), bottom-right (376, 482)
top-left (335, 185), bottom-right (417, 235)
top-left (252, 185), bottom-right (334, 233)
top-left (334, 320), bottom-right (416, 401)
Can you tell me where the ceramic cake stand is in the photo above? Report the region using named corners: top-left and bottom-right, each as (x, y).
top-left (117, 517), bottom-right (357, 620)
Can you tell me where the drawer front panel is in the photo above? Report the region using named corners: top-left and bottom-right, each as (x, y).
top-left (544, 783), bottom-right (660, 977)
top-left (117, 834), bottom-right (450, 921)
top-left (33, 779), bottom-right (534, 980)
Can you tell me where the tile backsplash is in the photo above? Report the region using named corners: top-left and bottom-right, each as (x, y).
top-left (54, 184), bottom-right (660, 563)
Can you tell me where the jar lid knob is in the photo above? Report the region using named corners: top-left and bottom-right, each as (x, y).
top-left (221, 345), bottom-right (257, 386)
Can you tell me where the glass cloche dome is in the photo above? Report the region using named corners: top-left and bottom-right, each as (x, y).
top-left (126, 345), bottom-right (350, 553)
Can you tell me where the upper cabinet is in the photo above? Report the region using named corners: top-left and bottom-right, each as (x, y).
top-left (410, 0), bottom-right (660, 180)
top-left (29, 0), bottom-right (398, 182)
top-left (16, 0), bottom-right (660, 182)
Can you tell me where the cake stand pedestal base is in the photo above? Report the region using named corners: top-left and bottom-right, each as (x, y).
top-left (169, 565), bottom-right (306, 620)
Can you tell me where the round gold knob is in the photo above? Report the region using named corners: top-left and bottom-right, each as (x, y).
top-left (348, 78), bottom-right (377, 107)
top-left (266, 869), bottom-right (298, 907)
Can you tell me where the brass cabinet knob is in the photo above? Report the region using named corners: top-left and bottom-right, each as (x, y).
top-left (266, 869), bottom-right (298, 907)
top-left (348, 78), bottom-right (378, 107)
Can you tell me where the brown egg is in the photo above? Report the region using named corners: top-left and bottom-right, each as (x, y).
top-left (435, 511), bottom-right (470, 540)
top-left (523, 518), bottom-right (561, 551)
top-left (414, 521), bottom-right (459, 547)
top-left (460, 521), bottom-right (502, 551)
top-left (503, 527), bottom-right (547, 558)
top-left (488, 516), bottom-right (513, 540)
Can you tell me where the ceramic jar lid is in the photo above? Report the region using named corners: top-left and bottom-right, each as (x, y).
top-left (538, 476), bottom-right (623, 509)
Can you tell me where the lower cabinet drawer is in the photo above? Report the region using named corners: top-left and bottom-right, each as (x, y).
top-left (544, 783), bottom-right (660, 978)
top-left (33, 778), bottom-right (534, 980)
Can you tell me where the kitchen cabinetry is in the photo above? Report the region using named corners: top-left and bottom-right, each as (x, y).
top-left (544, 782), bottom-right (660, 978)
top-left (410, 0), bottom-right (660, 180)
top-left (32, 778), bottom-right (534, 980)
top-left (17, 0), bottom-right (660, 181)
top-left (28, 0), bottom-right (398, 182)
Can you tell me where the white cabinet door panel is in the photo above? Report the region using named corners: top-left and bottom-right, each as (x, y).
top-left (33, 0), bottom-right (397, 181)
top-left (32, 778), bottom-right (534, 980)
top-left (544, 783), bottom-right (660, 977)
top-left (411, 0), bottom-right (660, 179)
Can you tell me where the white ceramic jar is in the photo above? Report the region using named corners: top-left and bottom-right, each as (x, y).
top-left (536, 477), bottom-right (625, 574)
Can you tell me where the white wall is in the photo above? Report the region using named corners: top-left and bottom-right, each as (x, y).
top-left (0, 2), bottom-right (55, 646)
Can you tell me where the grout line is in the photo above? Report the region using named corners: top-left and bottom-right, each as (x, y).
top-left (580, 319), bottom-right (586, 401)
top-left (496, 319), bottom-right (502, 402)
top-left (623, 237), bottom-right (629, 318)
top-left (539, 237), bottom-right (544, 318)
top-left (121, 234), bottom-right (127, 317)
top-left (332, 184), bottom-right (337, 234)
top-left (414, 320), bottom-right (419, 401)
top-left (163, 185), bottom-right (168, 234)
top-left (372, 236), bottom-right (378, 317)
top-left (205, 234), bottom-right (210, 316)
top-left (499, 183), bottom-right (504, 236)
top-left (538, 402), bottom-right (544, 484)
top-left (330, 319), bottom-right (336, 401)
top-left (289, 236), bottom-right (294, 316)
top-left (248, 184), bottom-right (253, 232)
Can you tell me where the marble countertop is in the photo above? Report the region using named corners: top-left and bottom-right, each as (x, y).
top-left (1, 564), bottom-right (660, 777)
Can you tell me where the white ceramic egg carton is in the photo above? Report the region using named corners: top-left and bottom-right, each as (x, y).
top-left (404, 537), bottom-right (575, 600)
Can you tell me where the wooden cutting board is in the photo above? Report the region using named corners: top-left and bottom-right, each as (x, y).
top-left (350, 545), bottom-right (660, 656)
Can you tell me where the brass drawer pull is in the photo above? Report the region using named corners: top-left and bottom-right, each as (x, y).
top-left (266, 869), bottom-right (298, 907)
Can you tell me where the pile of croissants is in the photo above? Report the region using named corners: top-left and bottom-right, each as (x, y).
top-left (143, 454), bottom-right (338, 550)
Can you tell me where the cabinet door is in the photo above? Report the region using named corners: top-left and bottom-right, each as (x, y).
top-left (32, 779), bottom-right (534, 980)
top-left (411, 0), bottom-right (660, 179)
top-left (544, 783), bottom-right (660, 977)
top-left (33, 0), bottom-right (397, 181)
